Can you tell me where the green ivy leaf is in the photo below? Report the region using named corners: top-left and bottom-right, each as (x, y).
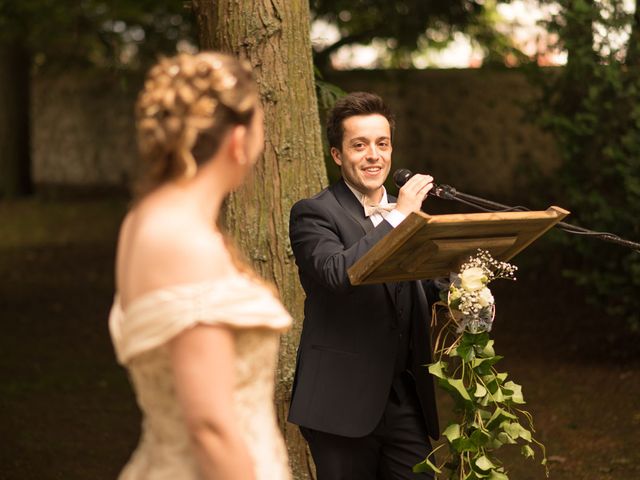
top-left (488, 435), bottom-right (505, 449)
top-left (478, 409), bottom-right (492, 421)
top-left (501, 422), bottom-right (519, 439)
top-left (487, 407), bottom-right (517, 429)
top-left (485, 380), bottom-right (500, 396)
top-left (448, 378), bottom-right (472, 401)
top-left (474, 383), bottom-right (488, 398)
top-left (470, 428), bottom-right (491, 448)
top-left (443, 423), bottom-right (461, 442)
top-left (521, 445), bottom-right (535, 459)
top-left (437, 376), bottom-right (472, 403)
top-left (492, 387), bottom-right (505, 402)
top-left (482, 373), bottom-right (497, 384)
top-left (488, 469), bottom-right (509, 480)
top-left (501, 421), bottom-right (532, 442)
top-left (452, 436), bottom-right (479, 454)
top-left (413, 457), bottom-right (442, 474)
top-left (472, 356), bottom-right (503, 374)
top-left (497, 431), bottom-right (517, 445)
top-left (428, 361), bottom-right (447, 379)
top-left (461, 331), bottom-right (490, 349)
top-left (457, 343), bottom-right (476, 362)
top-left (503, 381), bottom-right (525, 404)
top-left (518, 425), bottom-right (532, 442)
top-left (480, 340), bottom-right (496, 357)
top-left (475, 455), bottom-right (497, 471)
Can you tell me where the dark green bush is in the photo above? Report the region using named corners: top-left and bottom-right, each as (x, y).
top-left (528, 0), bottom-right (640, 330)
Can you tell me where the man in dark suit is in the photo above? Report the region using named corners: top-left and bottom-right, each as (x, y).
top-left (288, 92), bottom-right (440, 479)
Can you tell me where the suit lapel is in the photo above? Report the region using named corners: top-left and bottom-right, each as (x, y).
top-left (331, 179), bottom-right (397, 305)
top-left (331, 179), bottom-right (374, 234)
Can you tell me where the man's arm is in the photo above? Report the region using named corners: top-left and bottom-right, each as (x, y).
top-left (289, 200), bottom-right (392, 293)
top-left (290, 174), bottom-right (435, 294)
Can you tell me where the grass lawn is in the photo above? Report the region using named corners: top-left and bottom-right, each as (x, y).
top-left (1, 196), bottom-right (638, 479)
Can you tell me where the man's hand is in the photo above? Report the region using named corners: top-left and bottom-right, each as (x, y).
top-left (395, 174), bottom-right (434, 215)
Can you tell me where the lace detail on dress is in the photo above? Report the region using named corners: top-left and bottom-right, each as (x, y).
top-left (109, 276), bottom-right (292, 480)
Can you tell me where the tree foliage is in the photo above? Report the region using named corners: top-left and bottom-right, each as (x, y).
top-left (529, 0), bottom-right (640, 330)
top-left (310, 0), bottom-right (523, 69)
top-left (0, 0), bottom-right (194, 68)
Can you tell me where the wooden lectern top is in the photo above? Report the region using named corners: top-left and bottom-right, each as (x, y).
top-left (347, 207), bottom-right (569, 285)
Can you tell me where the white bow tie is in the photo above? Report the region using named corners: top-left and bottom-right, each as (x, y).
top-left (363, 203), bottom-right (397, 218)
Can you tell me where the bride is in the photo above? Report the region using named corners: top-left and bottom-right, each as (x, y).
top-left (109, 52), bottom-right (292, 479)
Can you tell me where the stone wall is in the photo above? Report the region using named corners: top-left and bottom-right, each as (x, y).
top-left (32, 68), bottom-right (560, 200)
top-left (32, 69), bottom-right (142, 188)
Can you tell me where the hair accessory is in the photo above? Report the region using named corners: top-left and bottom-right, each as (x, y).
top-left (168, 65), bottom-right (179, 76)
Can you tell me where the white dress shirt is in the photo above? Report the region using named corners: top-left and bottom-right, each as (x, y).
top-left (344, 181), bottom-right (407, 228)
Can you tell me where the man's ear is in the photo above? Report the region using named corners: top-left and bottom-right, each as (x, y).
top-left (330, 147), bottom-right (342, 167)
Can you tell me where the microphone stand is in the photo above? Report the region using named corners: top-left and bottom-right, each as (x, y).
top-left (430, 184), bottom-right (640, 253)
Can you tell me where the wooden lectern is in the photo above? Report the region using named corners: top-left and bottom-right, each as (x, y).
top-left (347, 207), bottom-right (569, 285)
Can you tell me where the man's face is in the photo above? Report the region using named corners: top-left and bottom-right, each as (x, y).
top-left (331, 114), bottom-right (392, 201)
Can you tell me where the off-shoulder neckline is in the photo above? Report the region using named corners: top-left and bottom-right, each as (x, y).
top-left (114, 273), bottom-right (257, 316)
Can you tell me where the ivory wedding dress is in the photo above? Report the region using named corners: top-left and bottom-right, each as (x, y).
top-left (109, 274), bottom-right (292, 479)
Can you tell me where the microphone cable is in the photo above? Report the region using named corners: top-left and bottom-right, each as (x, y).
top-left (393, 169), bottom-right (640, 252)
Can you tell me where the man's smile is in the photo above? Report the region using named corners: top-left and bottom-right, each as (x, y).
top-left (363, 166), bottom-right (383, 175)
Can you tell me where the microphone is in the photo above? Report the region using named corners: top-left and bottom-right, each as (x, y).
top-left (392, 168), bottom-right (456, 199)
top-left (392, 168), bottom-right (413, 188)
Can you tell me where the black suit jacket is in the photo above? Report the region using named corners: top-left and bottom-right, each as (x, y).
top-left (287, 179), bottom-right (439, 440)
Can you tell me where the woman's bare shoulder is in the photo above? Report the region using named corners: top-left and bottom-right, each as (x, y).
top-left (116, 208), bottom-right (235, 302)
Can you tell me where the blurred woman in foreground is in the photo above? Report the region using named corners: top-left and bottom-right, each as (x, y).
top-left (109, 52), bottom-right (292, 480)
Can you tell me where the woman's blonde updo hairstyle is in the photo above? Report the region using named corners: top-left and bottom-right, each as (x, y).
top-left (134, 52), bottom-right (259, 196)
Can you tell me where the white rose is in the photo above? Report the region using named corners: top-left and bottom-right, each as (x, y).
top-left (477, 287), bottom-right (494, 307)
top-left (460, 267), bottom-right (487, 291)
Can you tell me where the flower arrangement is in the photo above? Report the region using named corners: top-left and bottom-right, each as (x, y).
top-left (448, 250), bottom-right (517, 334)
top-left (414, 250), bottom-right (548, 480)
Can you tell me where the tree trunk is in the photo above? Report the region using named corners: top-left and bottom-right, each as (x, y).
top-left (191, 1), bottom-right (326, 478)
top-left (0, 43), bottom-right (32, 197)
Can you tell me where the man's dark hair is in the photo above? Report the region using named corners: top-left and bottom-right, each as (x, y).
top-left (326, 92), bottom-right (395, 151)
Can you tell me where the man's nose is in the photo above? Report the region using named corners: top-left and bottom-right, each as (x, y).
top-left (366, 144), bottom-right (379, 160)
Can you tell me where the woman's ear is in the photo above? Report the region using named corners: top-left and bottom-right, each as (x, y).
top-left (230, 125), bottom-right (249, 165)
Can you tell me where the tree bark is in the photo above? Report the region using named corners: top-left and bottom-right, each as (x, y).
top-left (191, 1), bottom-right (326, 478)
top-left (0, 42), bottom-right (32, 197)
